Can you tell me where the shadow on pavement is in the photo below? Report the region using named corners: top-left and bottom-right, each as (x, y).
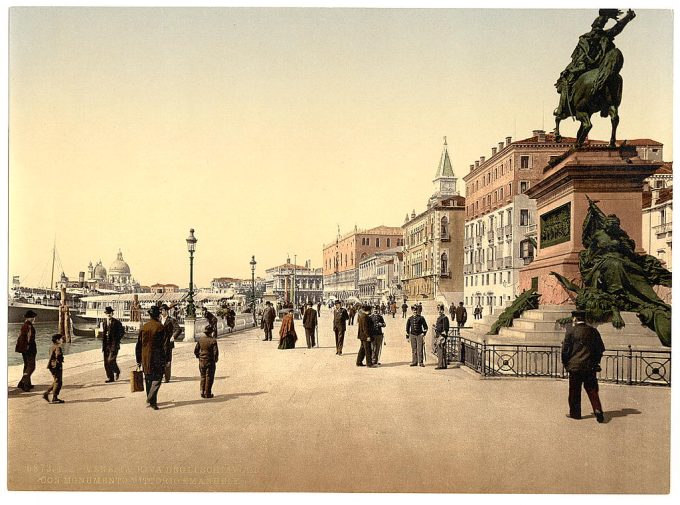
top-left (157, 391), bottom-right (267, 409)
top-left (59, 396), bottom-right (126, 404)
top-left (377, 361), bottom-right (412, 368)
top-left (163, 376), bottom-right (229, 383)
top-left (602, 408), bottom-right (642, 423)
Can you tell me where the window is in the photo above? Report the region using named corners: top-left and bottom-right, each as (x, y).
top-left (520, 239), bottom-right (534, 259)
top-left (441, 253), bottom-right (448, 274)
top-left (520, 209), bottom-right (530, 226)
top-left (387, 238), bottom-right (391, 247)
top-left (500, 187), bottom-right (504, 199)
top-left (520, 155), bottom-right (530, 169)
top-left (660, 208), bottom-right (666, 224)
top-left (520, 181), bottom-right (529, 194)
top-left (509, 182), bottom-right (512, 195)
top-left (656, 180), bottom-right (664, 188)
top-left (440, 216), bottom-right (449, 238)
top-left (375, 238), bottom-right (380, 247)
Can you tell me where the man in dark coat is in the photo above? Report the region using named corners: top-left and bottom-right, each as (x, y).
top-left (261, 301), bottom-right (276, 341)
top-left (369, 305), bottom-right (386, 365)
top-left (15, 310), bottom-right (37, 391)
top-left (332, 300), bottom-right (350, 355)
top-left (202, 307), bottom-right (219, 337)
top-left (194, 325), bottom-right (219, 398)
top-left (561, 310), bottom-right (606, 423)
top-left (348, 303), bottom-right (357, 325)
top-left (102, 306), bottom-right (125, 383)
top-left (317, 302), bottom-right (322, 317)
top-left (401, 302), bottom-right (408, 318)
top-left (160, 304), bottom-right (182, 383)
top-left (135, 305), bottom-right (166, 410)
top-left (454, 302), bottom-right (467, 328)
top-left (406, 305), bottom-right (428, 367)
top-left (449, 302), bottom-right (456, 323)
top-left (302, 302), bottom-right (318, 348)
top-left (356, 304), bottom-right (376, 367)
top-left (434, 305), bottom-right (450, 370)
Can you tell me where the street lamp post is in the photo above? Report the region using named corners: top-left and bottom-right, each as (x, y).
top-left (250, 255), bottom-right (257, 326)
top-left (185, 228), bottom-right (197, 341)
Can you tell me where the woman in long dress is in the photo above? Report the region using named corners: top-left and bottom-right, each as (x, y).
top-left (278, 309), bottom-right (297, 349)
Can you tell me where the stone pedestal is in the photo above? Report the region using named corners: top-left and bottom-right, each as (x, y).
top-left (183, 316), bottom-right (196, 343)
top-left (519, 146), bottom-right (660, 304)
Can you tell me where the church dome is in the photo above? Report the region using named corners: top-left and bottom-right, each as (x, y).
top-left (109, 250), bottom-right (131, 275)
top-left (93, 261), bottom-right (107, 280)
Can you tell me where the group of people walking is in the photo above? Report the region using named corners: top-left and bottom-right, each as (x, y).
top-left (15, 298), bottom-right (607, 423)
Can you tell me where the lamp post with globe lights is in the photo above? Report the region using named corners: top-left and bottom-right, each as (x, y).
top-left (250, 255), bottom-right (257, 326)
top-left (184, 228), bottom-right (198, 341)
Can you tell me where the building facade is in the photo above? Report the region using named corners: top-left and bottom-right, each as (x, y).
top-left (642, 162), bottom-right (673, 271)
top-left (402, 139), bottom-right (466, 303)
top-left (265, 259), bottom-right (323, 305)
top-left (462, 131), bottom-right (576, 315)
top-left (322, 226), bottom-right (404, 300)
top-left (357, 247), bottom-right (403, 303)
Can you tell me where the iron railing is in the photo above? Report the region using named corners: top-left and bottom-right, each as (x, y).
top-left (443, 333), bottom-right (670, 387)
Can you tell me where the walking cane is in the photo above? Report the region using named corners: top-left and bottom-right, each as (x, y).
top-left (316, 324), bottom-right (319, 348)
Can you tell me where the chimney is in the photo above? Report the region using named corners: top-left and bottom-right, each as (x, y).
top-left (533, 129), bottom-right (546, 142)
top-left (469, 164), bottom-right (474, 172)
top-left (506, 136), bottom-right (512, 146)
top-left (480, 156), bottom-right (485, 164)
top-left (499, 141), bottom-right (504, 151)
top-left (491, 147), bottom-right (497, 156)
top-left (474, 161), bottom-right (480, 169)
top-left (79, 272), bottom-right (85, 287)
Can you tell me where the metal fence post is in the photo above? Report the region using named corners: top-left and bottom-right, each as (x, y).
top-left (627, 345), bottom-right (633, 385)
top-left (481, 339), bottom-right (487, 378)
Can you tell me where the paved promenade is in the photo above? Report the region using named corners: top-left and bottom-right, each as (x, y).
top-left (7, 307), bottom-right (670, 493)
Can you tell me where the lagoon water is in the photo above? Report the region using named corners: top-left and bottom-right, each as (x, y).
top-left (7, 322), bottom-right (105, 367)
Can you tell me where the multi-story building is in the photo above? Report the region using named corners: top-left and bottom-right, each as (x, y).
top-left (322, 226), bottom-right (403, 300)
top-left (150, 283), bottom-right (179, 294)
top-left (402, 139), bottom-right (466, 303)
top-left (642, 162), bottom-right (673, 271)
top-left (357, 247), bottom-right (403, 303)
top-left (265, 258), bottom-right (323, 305)
top-left (462, 130), bottom-right (577, 314)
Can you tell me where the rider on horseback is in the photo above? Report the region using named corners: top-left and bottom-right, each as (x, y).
top-left (554, 9), bottom-right (636, 118)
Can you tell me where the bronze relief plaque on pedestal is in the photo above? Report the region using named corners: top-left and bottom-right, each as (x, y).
top-left (539, 202), bottom-right (571, 249)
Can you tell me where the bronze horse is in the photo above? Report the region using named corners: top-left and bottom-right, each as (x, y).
top-left (554, 47), bottom-right (624, 148)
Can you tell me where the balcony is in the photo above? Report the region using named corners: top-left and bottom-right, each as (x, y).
top-left (487, 231), bottom-right (495, 242)
top-left (495, 258), bottom-right (503, 269)
top-left (475, 235), bottom-right (484, 247)
top-left (496, 227), bottom-right (504, 237)
top-left (441, 234), bottom-right (451, 242)
top-left (463, 264), bottom-right (472, 275)
top-left (487, 260), bottom-right (494, 270)
top-left (522, 256), bottom-right (534, 266)
top-left (526, 223), bottom-right (537, 237)
top-left (474, 262), bottom-right (482, 272)
top-left (654, 222), bottom-right (672, 236)
top-left (440, 271), bottom-right (451, 278)
top-left (504, 224), bottom-right (513, 236)
top-left (504, 256), bottom-right (513, 268)
top-left (464, 237), bottom-right (474, 248)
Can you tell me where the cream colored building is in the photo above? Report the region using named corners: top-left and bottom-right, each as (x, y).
top-left (402, 139), bottom-right (465, 303)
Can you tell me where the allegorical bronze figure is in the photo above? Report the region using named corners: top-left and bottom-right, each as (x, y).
top-left (554, 9), bottom-right (636, 147)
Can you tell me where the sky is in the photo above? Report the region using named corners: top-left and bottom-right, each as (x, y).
top-left (7, 6), bottom-right (674, 289)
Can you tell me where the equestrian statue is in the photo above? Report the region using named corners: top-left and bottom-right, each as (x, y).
top-left (554, 9), bottom-right (636, 147)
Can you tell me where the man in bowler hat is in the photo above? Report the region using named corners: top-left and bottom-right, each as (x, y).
top-left (332, 300), bottom-right (349, 355)
top-left (302, 301), bottom-right (318, 348)
top-left (160, 303), bottom-right (182, 383)
top-left (261, 301), bottom-right (276, 341)
top-left (194, 325), bottom-right (219, 398)
top-left (102, 306), bottom-right (125, 383)
top-left (561, 310), bottom-right (606, 423)
top-left (15, 310), bottom-right (37, 391)
top-left (135, 305), bottom-right (166, 410)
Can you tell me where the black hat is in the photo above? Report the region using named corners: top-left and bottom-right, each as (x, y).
top-left (265, 301), bottom-right (272, 305)
top-left (334, 300), bottom-right (341, 305)
top-left (24, 310), bottom-right (37, 318)
top-left (148, 305), bottom-right (160, 318)
top-left (160, 304), bottom-right (170, 311)
top-left (104, 306), bottom-right (114, 314)
top-left (204, 325), bottom-right (213, 335)
top-left (571, 310), bottom-right (587, 319)
top-left (51, 333), bottom-right (62, 343)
